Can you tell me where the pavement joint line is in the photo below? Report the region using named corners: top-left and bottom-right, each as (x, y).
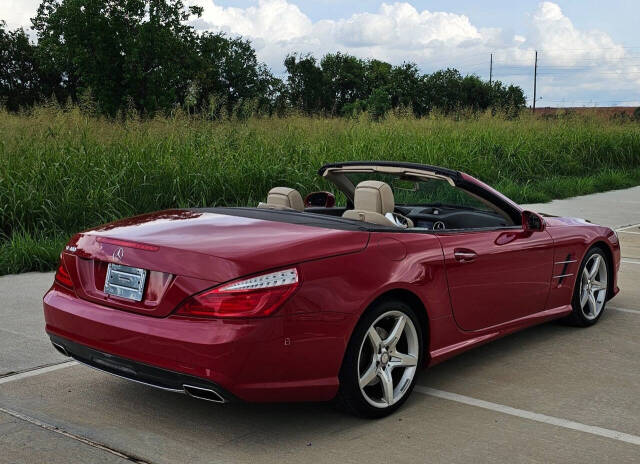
top-left (0, 406), bottom-right (151, 463)
top-left (0, 361), bottom-right (77, 385)
top-left (619, 230), bottom-right (640, 235)
top-left (610, 306), bottom-right (640, 315)
top-left (414, 386), bottom-right (640, 446)
top-left (616, 223), bottom-right (640, 231)
top-left (621, 259), bottom-right (640, 265)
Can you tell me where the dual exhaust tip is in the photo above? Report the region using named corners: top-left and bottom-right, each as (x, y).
top-left (51, 341), bottom-right (226, 403)
top-left (52, 342), bottom-right (70, 357)
top-left (182, 384), bottom-right (226, 403)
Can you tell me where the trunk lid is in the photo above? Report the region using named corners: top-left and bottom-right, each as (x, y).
top-left (63, 209), bottom-right (369, 317)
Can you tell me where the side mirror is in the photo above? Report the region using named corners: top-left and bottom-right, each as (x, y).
top-left (522, 210), bottom-right (545, 232)
top-left (304, 191), bottom-right (336, 208)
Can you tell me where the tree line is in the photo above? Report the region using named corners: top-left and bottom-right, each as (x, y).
top-left (1, 0), bottom-right (526, 119)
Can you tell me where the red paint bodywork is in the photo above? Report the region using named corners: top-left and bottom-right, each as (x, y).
top-left (44, 174), bottom-right (621, 403)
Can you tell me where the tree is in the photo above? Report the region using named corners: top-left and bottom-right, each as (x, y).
top-left (366, 88), bottom-right (392, 120)
top-left (388, 62), bottom-right (425, 115)
top-left (320, 52), bottom-right (367, 115)
top-left (0, 22), bottom-right (41, 111)
top-left (363, 59), bottom-right (392, 95)
top-left (284, 53), bottom-right (324, 114)
top-left (31, 0), bottom-right (203, 116)
top-left (197, 33), bottom-right (283, 117)
top-left (490, 81), bottom-right (527, 115)
top-left (2, 1), bottom-right (527, 119)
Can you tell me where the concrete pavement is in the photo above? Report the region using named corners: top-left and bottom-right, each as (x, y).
top-left (1, 187), bottom-right (639, 463)
top-left (0, 273), bottom-right (66, 376)
top-left (523, 185), bottom-right (640, 229)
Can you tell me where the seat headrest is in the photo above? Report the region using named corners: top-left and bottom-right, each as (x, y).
top-left (261, 187), bottom-right (304, 212)
top-left (353, 180), bottom-right (394, 214)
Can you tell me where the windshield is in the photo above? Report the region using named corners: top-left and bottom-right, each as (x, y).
top-left (343, 172), bottom-right (496, 213)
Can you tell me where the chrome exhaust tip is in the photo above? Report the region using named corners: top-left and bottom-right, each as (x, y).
top-left (183, 384), bottom-right (226, 403)
top-left (52, 342), bottom-right (69, 357)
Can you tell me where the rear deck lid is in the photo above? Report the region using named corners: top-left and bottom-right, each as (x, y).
top-left (63, 209), bottom-right (369, 317)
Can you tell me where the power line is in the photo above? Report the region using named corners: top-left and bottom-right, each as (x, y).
top-left (538, 45), bottom-right (640, 52)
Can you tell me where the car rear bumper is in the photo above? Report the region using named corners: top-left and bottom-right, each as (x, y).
top-left (49, 334), bottom-right (234, 403)
top-left (44, 287), bottom-right (347, 402)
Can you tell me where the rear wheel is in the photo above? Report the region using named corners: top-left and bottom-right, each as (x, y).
top-left (337, 299), bottom-right (422, 418)
top-left (565, 247), bottom-right (609, 326)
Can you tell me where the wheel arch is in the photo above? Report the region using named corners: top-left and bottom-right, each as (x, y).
top-left (350, 288), bottom-right (431, 364)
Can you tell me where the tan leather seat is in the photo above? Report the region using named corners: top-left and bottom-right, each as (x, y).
top-left (257, 187), bottom-right (304, 212)
top-left (342, 180), bottom-right (413, 227)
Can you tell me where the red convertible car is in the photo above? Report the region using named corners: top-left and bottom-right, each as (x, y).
top-left (44, 161), bottom-right (620, 417)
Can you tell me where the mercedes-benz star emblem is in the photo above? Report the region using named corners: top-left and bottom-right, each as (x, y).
top-left (113, 247), bottom-right (124, 260)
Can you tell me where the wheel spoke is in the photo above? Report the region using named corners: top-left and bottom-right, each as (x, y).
top-left (389, 351), bottom-right (417, 368)
top-left (359, 359), bottom-right (378, 388)
top-left (580, 287), bottom-right (589, 307)
top-left (591, 280), bottom-right (606, 291)
top-left (378, 369), bottom-right (394, 405)
top-left (587, 292), bottom-right (597, 315)
top-left (367, 326), bottom-right (382, 351)
top-left (581, 268), bottom-right (590, 291)
top-left (588, 256), bottom-right (601, 279)
top-left (383, 315), bottom-right (406, 350)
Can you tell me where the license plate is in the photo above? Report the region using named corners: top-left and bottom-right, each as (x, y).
top-left (104, 263), bottom-right (147, 301)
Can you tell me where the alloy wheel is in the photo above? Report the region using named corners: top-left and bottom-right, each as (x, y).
top-left (357, 310), bottom-right (419, 408)
top-left (579, 253), bottom-right (608, 320)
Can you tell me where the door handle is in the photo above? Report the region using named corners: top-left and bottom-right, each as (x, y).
top-left (454, 249), bottom-right (477, 263)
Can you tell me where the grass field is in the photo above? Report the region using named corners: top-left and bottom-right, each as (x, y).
top-left (2, 106), bottom-right (640, 275)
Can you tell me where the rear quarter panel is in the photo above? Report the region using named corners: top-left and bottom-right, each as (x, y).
top-left (285, 231), bottom-right (449, 375)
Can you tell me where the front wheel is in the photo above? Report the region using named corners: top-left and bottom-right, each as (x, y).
top-left (336, 299), bottom-right (423, 418)
top-left (565, 247), bottom-right (609, 326)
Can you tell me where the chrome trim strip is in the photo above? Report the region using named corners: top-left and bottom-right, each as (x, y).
top-left (553, 273), bottom-right (574, 279)
top-left (555, 260), bottom-right (577, 264)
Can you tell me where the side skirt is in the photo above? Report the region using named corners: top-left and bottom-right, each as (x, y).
top-left (427, 305), bottom-right (572, 367)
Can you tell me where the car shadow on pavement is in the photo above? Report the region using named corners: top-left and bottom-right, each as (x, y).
top-left (100, 312), bottom-right (610, 426)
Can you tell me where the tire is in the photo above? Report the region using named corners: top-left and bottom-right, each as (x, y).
top-left (336, 298), bottom-right (423, 418)
top-left (564, 247), bottom-right (610, 327)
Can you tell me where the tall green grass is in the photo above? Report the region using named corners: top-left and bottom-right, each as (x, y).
top-left (1, 107), bottom-right (640, 275)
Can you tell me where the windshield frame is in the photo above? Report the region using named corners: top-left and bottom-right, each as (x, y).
top-left (320, 161), bottom-right (522, 225)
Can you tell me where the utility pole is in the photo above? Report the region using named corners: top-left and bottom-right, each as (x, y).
top-left (532, 50), bottom-right (538, 113)
top-left (489, 53), bottom-right (493, 85)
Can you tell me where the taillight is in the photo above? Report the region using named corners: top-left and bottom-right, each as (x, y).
top-left (175, 268), bottom-right (299, 318)
top-left (55, 260), bottom-right (74, 289)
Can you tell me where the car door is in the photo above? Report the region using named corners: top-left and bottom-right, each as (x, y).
top-left (437, 227), bottom-right (554, 331)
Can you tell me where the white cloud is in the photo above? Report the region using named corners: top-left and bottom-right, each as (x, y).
top-left (0, 0), bottom-right (40, 31)
top-left (191, 1), bottom-right (507, 71)
top-left (190, 0), bottom-right (639, 106)
top-left (195, 0), bottom-right (312, 42)
top-left (2, 0), bottom-right (637, 106)
top-left (530, 1), bottom-right (625, 65)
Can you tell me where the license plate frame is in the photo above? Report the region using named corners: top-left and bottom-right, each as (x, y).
top-left (104, 263), bottom-right (147, 302)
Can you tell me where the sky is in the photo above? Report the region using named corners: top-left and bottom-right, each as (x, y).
top-left (2, 0), bottom-right (639, 107)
